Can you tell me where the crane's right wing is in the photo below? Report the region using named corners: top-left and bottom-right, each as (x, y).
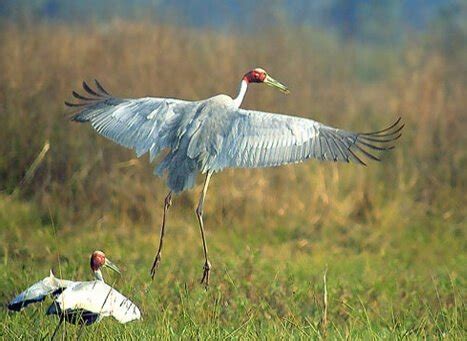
top-left (50, 281), bottom-right (141, 324)
top-left (67, 80), bottom-right (198, 164)
top-left (209, 108), bottom-right (403, 171)
top-left (8, 270), bottom-right (75, 311)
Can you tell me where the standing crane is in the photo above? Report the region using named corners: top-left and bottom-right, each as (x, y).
top-left (66, 68), bottom-right (403, 286)
top-left (8, 251), bottom-right (141, 338)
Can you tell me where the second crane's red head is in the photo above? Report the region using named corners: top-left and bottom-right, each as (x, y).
top-left (90, 250), bottom-right (106, 271)
top-left (90, 250), bottom-right (120, 273)
top-left (242, 67), bottom-right (290, 94)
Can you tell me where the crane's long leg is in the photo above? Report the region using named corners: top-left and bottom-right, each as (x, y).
top-left (150, 191), bottom-right (172, 280)
top-left (50, 316), bottom-right (64, 340)
top-left (196, 171), bottom-right (213, 288)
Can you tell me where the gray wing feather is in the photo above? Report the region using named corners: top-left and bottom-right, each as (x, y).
top-left (68, 81), bottom-right (199, 174)
top-left (74, 98), bottom-right (192, 157)
top-left (208, 108), bottom-right (403, 171)
top-left (68, 81), bottom-right (208, 192)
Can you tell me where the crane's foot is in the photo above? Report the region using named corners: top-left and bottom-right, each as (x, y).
top-left (200, 260), bottom-right (211, 288)
top-left (150, 253), bottom-right (161, 280)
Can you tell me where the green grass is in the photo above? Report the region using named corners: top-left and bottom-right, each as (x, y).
top-left (0, 194), bottom-right (464, 339)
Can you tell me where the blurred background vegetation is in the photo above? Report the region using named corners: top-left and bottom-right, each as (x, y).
top-left (0, 0), bottom-right (465, 338)
top-left (0, 0), bottom-right (465, 227)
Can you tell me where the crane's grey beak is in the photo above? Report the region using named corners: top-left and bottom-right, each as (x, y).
top-left (104, 258), bottom-right (121, 274)
top-left (264, 74), bottom-right (290, 94)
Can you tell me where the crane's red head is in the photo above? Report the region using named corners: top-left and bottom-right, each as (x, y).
top-left (90, 250), bottom-right (106, 271)
top-left (243, 68), bottom-right (267, 83)
top-left (242, 67), bottom-right (290, 93)
top-left (90, 250), bottom-right (120, 273)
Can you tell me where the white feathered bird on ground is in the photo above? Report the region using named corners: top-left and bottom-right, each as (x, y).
top-left (8, 251), bottom-right (141, 337)
top-left (67, 68), bottom-right (404, 286)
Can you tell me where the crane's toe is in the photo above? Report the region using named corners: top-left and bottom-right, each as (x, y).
top-left (150, 253), bottom-right (162, 280)
top-left (200, 260), bottom-right (212, 288)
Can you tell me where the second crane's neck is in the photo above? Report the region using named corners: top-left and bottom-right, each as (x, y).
top-left (94, 269), bottom-right (104, 282)
top-left (233, 79), bottom-right (248, 108)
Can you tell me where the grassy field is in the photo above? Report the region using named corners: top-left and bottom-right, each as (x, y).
top-left (1, 193), bottom-right (464, 339)
top-left (0, 21), bottom-right (465, 339)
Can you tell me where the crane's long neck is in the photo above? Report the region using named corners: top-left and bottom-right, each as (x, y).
top-left (233, 79), bottom-right (248, 108)
top-left (94, 269), bottom-right (104, 282)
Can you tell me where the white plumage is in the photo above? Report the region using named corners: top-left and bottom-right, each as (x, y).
top-left (48, 280), bottom-right (140, 324)
top-left (8, 251), bottom-right (141, 327)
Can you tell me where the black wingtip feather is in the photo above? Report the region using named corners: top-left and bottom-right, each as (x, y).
top-left (64, 101), bottom-right (86, 107)
top-left (364, 124), bottom-right (405, 138)
top-left (361, 118), bottom-right (404, 136)
top-left (82, 81), bottom-right (101, 97)
top-left (94, 79), bottom-right (111, 96)
top-left (361, 117), bottom-right (401, 135)
top-left (345, 117), bottom-right (405, 165)
top-left (357, 139), bottom-right (395, 151)
top-left (348, 148), bottom-right (367, 166)
top-left (65, 80), bottom-right (117, 121)
top-left (354, 144), bottom-right (381, 161)
top-left (359, 133), bottom-right (402, 143)
top-left (8, 296), bottom-right (46, 311)
top-left (72, 91), bottom-right (95, 101)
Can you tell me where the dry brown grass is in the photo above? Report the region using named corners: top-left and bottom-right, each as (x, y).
top-left (0, 21), bottom-right (464, 229)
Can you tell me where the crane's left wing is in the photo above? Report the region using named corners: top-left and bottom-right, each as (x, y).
top-left (8, 270), bottom-right (75, 311)
top-left (49, 281), bottom-right (141, 324)
top-left (66, 80), bottom-right (198, 164)
top-left (209, 108), bottom-right (403, 171)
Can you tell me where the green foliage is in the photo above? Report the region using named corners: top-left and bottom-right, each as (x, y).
top-left (0, 194), bottom-right (464, 339)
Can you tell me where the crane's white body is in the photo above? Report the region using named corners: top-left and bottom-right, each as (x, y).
top-left (48, 280), bottom-right (140, 324)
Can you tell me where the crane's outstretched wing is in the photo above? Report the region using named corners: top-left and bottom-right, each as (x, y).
top-left (48, 280), bottom-right (141, 324)
top-left (67, 81), bottom-right (403, 182)
top-left (8, 270), bottom-right (75, 311)
top-left (208, 108), bottom-right (403, 170)
top-left (67, 80), bottom-right (197, 163)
